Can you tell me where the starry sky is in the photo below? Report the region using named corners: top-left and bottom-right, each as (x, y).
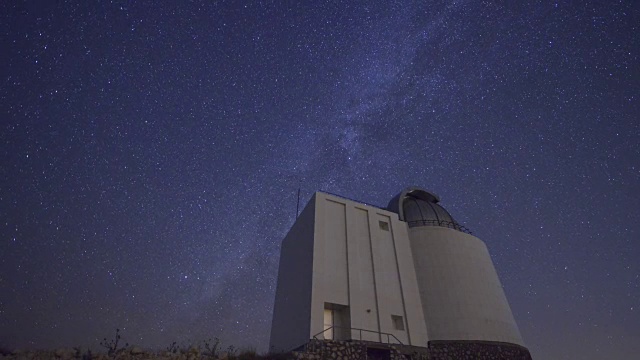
top-left (1, 1), bottom-right (638, 359)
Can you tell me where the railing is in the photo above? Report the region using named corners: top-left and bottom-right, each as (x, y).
top-left (312, 326), bottom-right (404, 345)
top-left (407, 219), bottom-right (473, 234)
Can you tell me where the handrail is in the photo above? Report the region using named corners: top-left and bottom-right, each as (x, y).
top-left (312, 326), bottom-right (404, 345)
top-left (407, 219), bottom-right (473, 234)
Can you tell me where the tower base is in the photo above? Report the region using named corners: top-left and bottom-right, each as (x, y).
top-left (428, 340), bottom-right (532, 360)
top-left (292, 339), bottom-right (532, 360)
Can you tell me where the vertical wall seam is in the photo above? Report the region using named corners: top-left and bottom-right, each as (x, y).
top-left (367, 210), bottom-right (382, 342)
top-left (344, 203), bottom-right (350, 341)
top-left (311, 195), bottom-right (323, 339)
top-left (389, 218), bottom-right (412, 345)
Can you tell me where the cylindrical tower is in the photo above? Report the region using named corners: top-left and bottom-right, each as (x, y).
top-left (388, 187), bottom-right (530, 358)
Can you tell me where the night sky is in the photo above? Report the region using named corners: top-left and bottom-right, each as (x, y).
top-left (1, 1), bottom-right (638, 359)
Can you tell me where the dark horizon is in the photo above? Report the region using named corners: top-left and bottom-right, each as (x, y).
top-left (1, 1), bottom-right (639, 359)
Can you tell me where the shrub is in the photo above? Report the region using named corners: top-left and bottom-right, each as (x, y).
top-left (99, 328), bottom-right (128, 356)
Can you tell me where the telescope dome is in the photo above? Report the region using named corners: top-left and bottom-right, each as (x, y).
top-left (387, 187), bottom-right (471, 233)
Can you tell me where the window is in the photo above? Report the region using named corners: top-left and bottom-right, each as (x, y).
top-left (379, 221), bottom-right (389, 231)
top-left (391, 315), bottom-right (405, 331)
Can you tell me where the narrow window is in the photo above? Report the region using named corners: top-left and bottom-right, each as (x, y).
top-left (391, 315), bottom-right (405, 331)
top-left (379, 221), bottom-right (389, 231)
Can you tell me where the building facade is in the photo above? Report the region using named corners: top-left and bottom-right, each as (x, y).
top-left (270, 187), bottom-right (529, 358)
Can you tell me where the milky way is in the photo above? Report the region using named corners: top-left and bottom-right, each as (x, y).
top-left (1, 2), bottom-right (639, 359)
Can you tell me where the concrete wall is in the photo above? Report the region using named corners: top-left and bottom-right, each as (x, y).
top-left (292, 339), bottom-right (531, 360)
top-left (269, 195), bottom-right (317, 352)
top-left (292, 339), bottom-right (418, 360)
top-left (309, 193), bottom-right (429, 347)
top-left (428, 340), bottom-right (532, 360)
top-left (346, 207), bottom-right (379, 341)
top-left (409, 226), bottom-right (524, 346)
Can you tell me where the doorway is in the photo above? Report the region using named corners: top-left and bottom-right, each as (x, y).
top-left (323, 303), bottom-right (350, 340)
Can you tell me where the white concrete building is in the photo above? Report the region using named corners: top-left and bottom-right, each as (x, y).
top-left (270, 187), bottom-right (527, 356)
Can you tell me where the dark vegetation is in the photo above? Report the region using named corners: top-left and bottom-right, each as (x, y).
top-left (0, 346), bottom-right (13, 356)
top-left (1, 329), bottom-right (292, 359)
top-left (100, 328), bottom-right (129, 356)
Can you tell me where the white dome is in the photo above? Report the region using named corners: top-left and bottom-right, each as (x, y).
top-left (387, 187), bottom-right (471, 233)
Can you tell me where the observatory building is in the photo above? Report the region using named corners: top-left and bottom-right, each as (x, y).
top-left (270, 187), bottom-right (531, 359)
